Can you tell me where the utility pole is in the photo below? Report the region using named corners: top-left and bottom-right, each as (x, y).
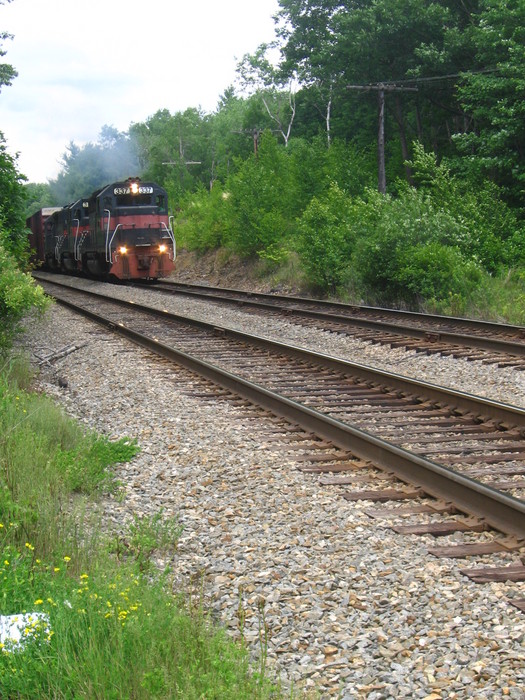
top-left (233, 127), bottom-right (281, 155)
top-left (347, 82), bottom-right (418, 194)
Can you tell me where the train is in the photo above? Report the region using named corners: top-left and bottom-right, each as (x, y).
top-left (27, 178), bottom-right (176, 281)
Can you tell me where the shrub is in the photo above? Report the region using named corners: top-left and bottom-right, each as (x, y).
top-left (224, 133), bottom-right (296, 257)
top-left (397, 242), bottom-right (483, 304)
top-left (351, 187), bottom-right (484, 306)
top-left (407, 142), bottom-right (524, 272)
top-left (0, 232), bottom-right (50, 356)
top-left (296, 183), bottom-right (358, 294)
top-left (175, 185), bottom-right (230, 252)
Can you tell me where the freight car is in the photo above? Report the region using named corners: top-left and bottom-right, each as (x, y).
top-left (27, 178), bottom-right (176, 281)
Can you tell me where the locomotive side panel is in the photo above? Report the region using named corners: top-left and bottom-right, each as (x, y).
top-left (61, 198), bottom-right (89, 272)
top-left (26, 207), bottom-right (62, 267)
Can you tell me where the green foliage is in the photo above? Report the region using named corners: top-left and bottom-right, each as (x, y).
top-left (52, 435), bottom-right (138, 494)
top-left (176, 136), bottom-right (376, 264)
top-left (350, 186), bottom-right (484, 305)
top-left (0, 544), bottom-right (274, 699)
top-left (224, 133), bottom-right (296, 257)
top-left (115, 510), bottom-right (183, 572)
top-left (0, 132), bottom-right (28, 261)
top-left (0, 369), bottom-right (135, 557)
top-left (175, 184), bottom-right (230, 252)
top-left (130, 107), bottom-right (224, 210)
top-left (296, 183), bottom-right (357, 294)
top-left (397, 242), bottom-right (483, 304)
top-left (454, 0), bottom-right (525, 209)
top-left (0, 364), bottom-right (278, 699)
top-left (0, 233), bottom-right (50, 356)
top-left (407, 142), bottom-right (524, 271)
top-left (0, 6), bottom-right (17, 92)
top-left (23, 182), bottom-right (57, 219)
top-left (11, 0), bottom-right (523, 317)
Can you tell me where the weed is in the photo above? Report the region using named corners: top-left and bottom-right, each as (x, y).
top-left (0, 358), bottom-right (281, 698)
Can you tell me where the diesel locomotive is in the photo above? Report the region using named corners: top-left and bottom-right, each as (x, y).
top-left (27, 178), bottom-right (176, 281)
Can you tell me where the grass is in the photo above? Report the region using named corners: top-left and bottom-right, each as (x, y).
top-left (0, 355), bottom-right (281, 699)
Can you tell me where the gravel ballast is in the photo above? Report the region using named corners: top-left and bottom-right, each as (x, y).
top-left (18, 279), bottom-right (525, 699)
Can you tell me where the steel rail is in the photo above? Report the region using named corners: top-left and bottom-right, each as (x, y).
top-left (154, 280), bottom-right (525, 356)
top-left (37, 277), bottom-right (525, 430)
top-left (41, 281), bottom-right (525, 539)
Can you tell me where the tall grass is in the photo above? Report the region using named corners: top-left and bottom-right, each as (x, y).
top-left (420, 268), bottom-right (525, 324)
top-left (0, 356), bottom-right (280, 698)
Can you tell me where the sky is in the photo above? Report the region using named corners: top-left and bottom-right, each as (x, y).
top-left (0, 0), bottom-right (280, 183)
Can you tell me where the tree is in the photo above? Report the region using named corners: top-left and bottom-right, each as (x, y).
top-left (209, 87), bottom-right (257, 184)
top-left (0, 132), bottom-right (27, 260)
top-left (276, 0), bottom-right (352, 146)
top-left (23, 182), bottom-right (57, 219)
top-left (275, 1), bottom-right (484, 181)
top-left (237, 44), bottom-right (297, 147)
top-left (130, 108), bottom-right (213, 206)
top-left (224, 132), bottom-right (296, 257)
top-left (0, 0), bottom-right (17, 92)
top-left (0, 0), bottom-right (52, 355)
top-left (297, 182), bottom-right (357, 293)
top-left (454, 0), bottom-right (525, 209)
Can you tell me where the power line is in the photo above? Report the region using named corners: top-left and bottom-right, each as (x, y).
top-left (347, 66), bottom-right (503, 91)
top-left (345, 66), bottom-right (504, 194)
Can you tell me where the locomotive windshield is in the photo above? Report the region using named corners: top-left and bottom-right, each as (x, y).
top-left (115, 193), bottom-right (152, 207)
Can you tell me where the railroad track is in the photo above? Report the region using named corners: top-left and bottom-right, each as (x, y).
top-left (151, 280), bottom-right (525, 369)
top-left (36, 276), bottom-right (525, 609)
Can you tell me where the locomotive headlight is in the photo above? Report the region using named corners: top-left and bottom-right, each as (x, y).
top-left (118, 246), bottom-right (128, 255)
top-left (159, 244), bottom-right (167, 253)
top-left (130, 182), bottom-right (139, 195)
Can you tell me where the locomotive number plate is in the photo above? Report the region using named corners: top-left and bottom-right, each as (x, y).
top-left (113, 186), bottom-right (154, 195)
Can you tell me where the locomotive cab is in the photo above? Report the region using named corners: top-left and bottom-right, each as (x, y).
top-left (86, 178), bottom-right (175, 280)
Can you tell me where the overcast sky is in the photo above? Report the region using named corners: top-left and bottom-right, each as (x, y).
top-left (0, 0), bottom-right (279, 183)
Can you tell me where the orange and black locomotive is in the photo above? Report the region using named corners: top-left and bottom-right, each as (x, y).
top-left (27, 178), bottom-right (176, 281)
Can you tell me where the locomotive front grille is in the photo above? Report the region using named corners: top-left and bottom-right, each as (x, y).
top-left (116, 228), bottom-right (164, 247)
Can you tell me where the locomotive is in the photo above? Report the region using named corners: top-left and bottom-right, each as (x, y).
top-left (27, 178), bottom-right (176, 281)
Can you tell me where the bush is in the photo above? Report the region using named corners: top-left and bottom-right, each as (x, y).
top-left (397, 242), bottom-right (483, 305)
top-left (224, 133), bottom-right (296, 257)
top-left (296, 183), bottom-right (358, 294)
top-left (350, 187), bottom-right (484, 306)
top-left (175, 185), bottom-right (231, 252)
top-left (407, 142), bottom-right (524, 272)
top-left (0, 232), bottom-right (51, 356)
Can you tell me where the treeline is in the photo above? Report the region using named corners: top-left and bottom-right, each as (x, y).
top-left (23, 0), bottom-right (525, 317)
